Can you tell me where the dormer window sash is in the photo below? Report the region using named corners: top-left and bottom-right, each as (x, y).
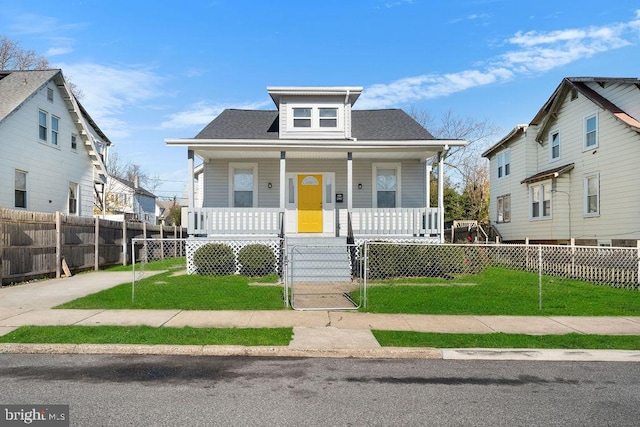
top-left (290, 106), bottom-right (340, 130)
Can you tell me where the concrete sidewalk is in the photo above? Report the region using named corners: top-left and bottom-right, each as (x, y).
top-left (1, 271), bottom-right (639, 361)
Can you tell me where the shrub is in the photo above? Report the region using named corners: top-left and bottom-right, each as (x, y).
top-left (237, 244), bottom-right (276, 277)
top-left (193, 243), bottom-right (236, 276)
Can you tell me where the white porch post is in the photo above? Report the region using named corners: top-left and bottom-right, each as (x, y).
top-left (425, 164), bottom-right (432, 209)
top-left (347, 152), bottom-right (353, 210)
top-left (438, 152), bottom-right (445, 243)
top-left (279, 151), bottom-right (286, 209)
top-left (187, 149), bottom-right (194, 208)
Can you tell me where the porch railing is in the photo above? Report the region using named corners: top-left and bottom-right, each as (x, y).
top-left (340, 207), bottom-right (438, 236)
top-left (186, 208), bottom-right (284, 236)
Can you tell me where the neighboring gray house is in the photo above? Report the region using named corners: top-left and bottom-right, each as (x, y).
top-left (0, 69), bottom-right (110, 215)
top-left (104, 176), bottom-right (157, 224)
top-left (483, 77), bottom-right (640, 246)
top-left (166, 86), bottom-right (465, 241)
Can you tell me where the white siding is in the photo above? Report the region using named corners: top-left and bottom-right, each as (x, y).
top-left (0, 80), bottom-right (95, 216)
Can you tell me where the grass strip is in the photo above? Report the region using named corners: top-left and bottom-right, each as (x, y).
top-left (372, 330), bottom-right (640, 350)
top-left (360, 267), bottom-right (640, 316)
top-left (57, 272), bottom-right (284, 310)
top-left (0, 326), bottom-right (293, 346)
top-left (106, 257), bottom-right (187, 272)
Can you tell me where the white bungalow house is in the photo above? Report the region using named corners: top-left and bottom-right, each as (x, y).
top-left (0, 69), bottom-right (110, 216)
top-left (166, 86), bottom-right (465, 242)
top-left (483, 77), bottom-right (640, 247)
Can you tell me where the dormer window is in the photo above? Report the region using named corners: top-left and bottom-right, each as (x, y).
top-left (293, 108), bottom-right (311, 127)
top-left (319, 108), bottom-right (337, 127)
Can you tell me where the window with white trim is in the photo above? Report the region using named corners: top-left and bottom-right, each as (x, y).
top-left (71, 134), bottom-right (78, 150)
top-left (230, 163), bottom-right (257, 207)
top-left (584, 173), bottom-right (600, 216)
top-left (530, 181), bottom-right (551, 219)
top-left (550, 130), bottom-right (560, 160)
top-left (584, 113), bottom-right (598, 149)
top-left (15, 170), bottom-right (27, 209)
top-left (496, 194), bottom-right (510, 223)
top-left (289, 106), bottom-right (341, 130)
top-left (497, 149), bottom-right (510, 178)
top-left (68, 182), bottom-right (78, 215)
top-left (39, 110), bottom-right (48, 141)
top-left (373, 163), bottom-right (400, 208)
top-left (319, 108), bottom-right (338, 127)
top-left (51, 116), bottom-right (59, 145)
top-left (293, 108), bottom-right (311, 127)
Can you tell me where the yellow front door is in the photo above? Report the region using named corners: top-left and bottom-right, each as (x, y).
top-left (298, 174), bottom-right (323, 232)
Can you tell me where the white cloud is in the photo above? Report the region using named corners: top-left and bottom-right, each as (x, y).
top-left (55, 62), bottom-right (164, 138)
top-left (160, 100), bottom-right (272, 130)
top-left (359, 11), bottom-right (640, 108)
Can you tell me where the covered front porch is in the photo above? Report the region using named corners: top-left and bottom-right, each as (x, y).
top-left (172, 140), bottom-right (456, 242)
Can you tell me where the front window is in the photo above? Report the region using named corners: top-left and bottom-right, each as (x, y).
top-left (39, 110), bottom-right (48, 141)
top-left (230, 163), bottom-right (257, 207)
top-left (496, 194), bottom-right (510, 223)
top-left (585, 114), bottom-right (598, 149)
top-left (293, 108), bottom-right (311, 128)
top-left (319, 108), bottom-right (337, 127)
top-left (51, 116), bottom-right (59, 145)
top-left (15, 170), bottom-right (27, 208)
top-left (530, 182), bottom-right (551, 219)
top-left (584, 173), bottom-right (600, 216)
top-left (550, 130), bottom-right (560, 160)
top-left (68, 182), bottom-right (78, 215)
top-left (374, 163), bottom-right (400, 208)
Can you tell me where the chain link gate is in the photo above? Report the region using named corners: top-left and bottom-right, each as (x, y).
top-left (287, 243), bottom-right (363, 310)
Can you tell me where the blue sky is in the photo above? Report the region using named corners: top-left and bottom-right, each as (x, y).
top-left (2, 0), bottom-right (639, 199)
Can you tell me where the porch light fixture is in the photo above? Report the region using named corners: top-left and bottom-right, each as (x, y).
top-left (357, 183), bottom-right (362, 189)
top-left (267, 182), bottom-right (272, 189)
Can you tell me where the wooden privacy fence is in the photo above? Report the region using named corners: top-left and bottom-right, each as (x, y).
top-left (0, 208), bottom-right (186, 285)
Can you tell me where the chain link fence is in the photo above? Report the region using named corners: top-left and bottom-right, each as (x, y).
top-left (362, 241), bottom-right (640, 290)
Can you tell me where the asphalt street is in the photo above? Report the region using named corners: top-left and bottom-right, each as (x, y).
top-left (1, 354), bottom-right (639, 426)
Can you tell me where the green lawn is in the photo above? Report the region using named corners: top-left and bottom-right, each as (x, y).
top-left (57, 270), bottom-right (284, 310)
top-left (372, 330), bottom-right (640, 350)
top-left (105, 257), bottom-right (187, 272)
top-left (0, 325), bottom-right (292, 346)
top-left (360, 267), bottom-right (640, 316)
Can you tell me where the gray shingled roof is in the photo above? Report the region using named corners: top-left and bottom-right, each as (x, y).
top-left (194, 108), bottom-right (435, 140)
top-left (0, 69), bottom-right (59, 123)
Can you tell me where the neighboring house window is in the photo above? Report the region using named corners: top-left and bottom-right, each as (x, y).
top-left (584, 173), bottom-right (600, 216)
top-left (496, 194), bottom-right (511, 223)
top-left (293, 108), bottom-right (312, 128)
top-left (550, 130), bottom-right (560, 160)
top-left (51, 116), bottom-right (59, 145)
top-left (584, 113), bottom-right (598, 149)
top-left (230, 163), bottom-right (257, 207)
top-left (15, 170), bottom-right (27, 208)
top-left (373, 163), bottom-right (401, 208)
top-left (47, 87), bottom-right (54, 102)
top-left (319, 108), bottom-right (338, 127)
top-left (39, 110), bottom-right (48, 141)
top-left (71, 134), bottom-right (78, 150)
top-left (497, 149), bottom-right (510, 178)
top-left (68, 182), bottom-right (78, 215)
top-left (530, 181), bottom-right (551, 219)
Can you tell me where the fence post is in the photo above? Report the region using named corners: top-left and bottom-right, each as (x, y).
top-left (538, 244), bottom-right (542, 310)
top-left (122, 220), bottom-right (128, 266)
top-left (55, 211), bottom-right (62, 278)
top-left (173, 225), bottom-right (178, 258)
top-left (637, 240), bottom-right (640, 286)
top-left (0, 209), bottom-right (4, 284)
top-left (160, 224), bottom-right (165, 260)
top-left (94, 217), bottom-right (100, 271)
top-left (570, 238), bottom-right (575, 278)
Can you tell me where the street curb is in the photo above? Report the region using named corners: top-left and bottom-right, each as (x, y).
top-left (0, 343), bottom-right (443, 359)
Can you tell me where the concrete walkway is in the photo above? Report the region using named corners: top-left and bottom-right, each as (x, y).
top-left (1, 271), bottom-right (639, 361)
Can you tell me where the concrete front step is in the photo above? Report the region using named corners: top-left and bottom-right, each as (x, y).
top-left (286, 237), bottom-right (352, 283)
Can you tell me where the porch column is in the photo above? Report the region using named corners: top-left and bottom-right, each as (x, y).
top-left (279, 151), bottom-right (286, 209)
top-left (438, 152), bottom-right (445, 243)
top-left (425, 164), bottom-right (432, 209)
top-left (347, 152), bottom-right (353, 210)
top-left (187, 149), bottom-right (194, 208)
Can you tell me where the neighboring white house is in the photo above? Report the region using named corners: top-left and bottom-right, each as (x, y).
top-left (0, 69), bottom-right (110, 216)
top-left (483, 77), bottom-right (640, 246)
top-left (166, 86), bottom-right (465, 241)
top-left (103, 176), bottom-right (157, 224)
